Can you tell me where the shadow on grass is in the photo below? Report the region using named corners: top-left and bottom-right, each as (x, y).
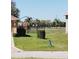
top-left (14, 34), bottom-right (32, 37)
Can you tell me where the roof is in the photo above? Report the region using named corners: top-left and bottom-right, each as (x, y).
top-left (11, 15), bottom-right (18, 20)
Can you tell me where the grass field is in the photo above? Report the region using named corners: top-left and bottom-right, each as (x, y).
top-left (13, 28), bottom-right (68, 51)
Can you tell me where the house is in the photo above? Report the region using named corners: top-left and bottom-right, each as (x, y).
top-left (22, 21), bottom-right (30, 30)
top-left (11, 15), bottom-right (18, 35)
top-left (65, 12), bottom-right (68, 33)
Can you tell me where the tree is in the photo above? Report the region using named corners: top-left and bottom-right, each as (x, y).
top-left (25, 17), bottom-right (32, 27)
top-left (60, 22), bottom-right (66, 27)
top-left (35, 19), bottom-right (40, 26)
top-left (24, 17), bottom-right (32, 33)
top-left (52, 18), bottom-right (59, 27)
top-left (25, 17), bottom-right (32, 22)
top-left (11, 1), bottom-right (20, 18)
top-left (52, 18), bottom-right (66, 27)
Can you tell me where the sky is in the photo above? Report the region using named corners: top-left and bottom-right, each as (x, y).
top-left (15, 0), bottom-right (68, 21)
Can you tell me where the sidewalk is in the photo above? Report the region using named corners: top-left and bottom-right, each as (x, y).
top-left (11, 47), bottom-right (68, 59)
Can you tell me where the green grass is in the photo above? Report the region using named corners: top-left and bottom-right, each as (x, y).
top-left (13, 28), bottom-right (68, 51)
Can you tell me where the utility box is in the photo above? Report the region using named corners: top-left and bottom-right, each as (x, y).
top-left (37, 30), bottom-right (45, 39)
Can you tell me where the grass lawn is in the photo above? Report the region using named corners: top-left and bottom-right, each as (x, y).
top-left (13, 27), bottom-right (68, 51)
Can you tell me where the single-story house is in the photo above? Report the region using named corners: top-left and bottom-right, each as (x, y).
top-left (11, 15), bottom-right (18, 34)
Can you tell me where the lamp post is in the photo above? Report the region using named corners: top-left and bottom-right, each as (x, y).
top-left (65, 12), bottom-right (68, 33)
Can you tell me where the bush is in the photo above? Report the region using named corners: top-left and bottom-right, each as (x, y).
top-left (17, 26), bottom-right (26, 36)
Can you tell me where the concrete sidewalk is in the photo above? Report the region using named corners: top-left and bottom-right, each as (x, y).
top-left (11, 47), bottom-right (68, 59)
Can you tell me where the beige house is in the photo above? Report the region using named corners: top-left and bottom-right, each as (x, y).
top-left (11, 15), bottom-right (18, 34)
top-left (22, 21), bottom-right (30, 30)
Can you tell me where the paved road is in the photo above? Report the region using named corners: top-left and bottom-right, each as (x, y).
top-left (11, 47), bottom-right (68, 59)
